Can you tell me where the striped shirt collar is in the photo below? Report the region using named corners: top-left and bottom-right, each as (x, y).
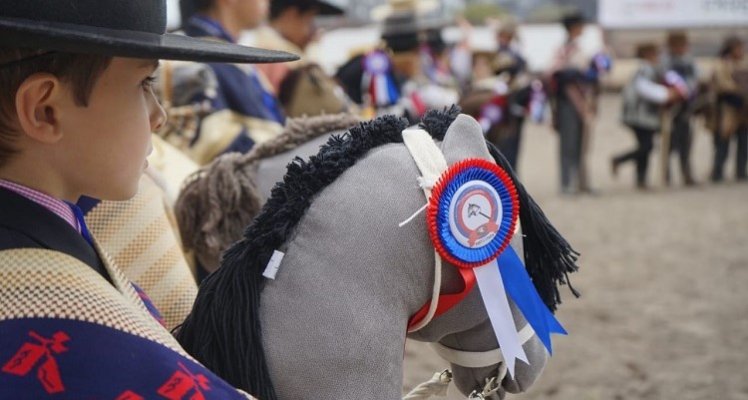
top-left (0, 179), bottom-right (81, 233)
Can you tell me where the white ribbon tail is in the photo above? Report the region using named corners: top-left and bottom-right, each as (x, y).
top-left (474, 259), bottom-right (528, 377)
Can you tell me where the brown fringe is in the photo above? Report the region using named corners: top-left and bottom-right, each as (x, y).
top-left (175, 113), bottom-right (361, 272)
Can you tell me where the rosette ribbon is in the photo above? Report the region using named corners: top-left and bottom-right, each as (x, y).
top-left (427, 158), bottom-right (566, 377)
top-left (363, 50), bottom-right (400, 107)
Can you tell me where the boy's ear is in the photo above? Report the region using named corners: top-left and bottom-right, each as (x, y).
top-left (14, 73), bottom-right (64, 144)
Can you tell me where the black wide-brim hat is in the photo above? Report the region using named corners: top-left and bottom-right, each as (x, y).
top-left (0, 0), bottom-right (299, 64)
top-left (561, 11), bottom-right (586, 29)
top-left (270, 0), bottom-right (345, 17)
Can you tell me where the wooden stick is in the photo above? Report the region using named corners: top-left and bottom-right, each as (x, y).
top-left (660, 108), bottom-right (673, 185)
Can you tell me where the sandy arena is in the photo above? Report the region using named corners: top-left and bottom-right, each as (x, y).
top-left (402, 94), bottom-right (748, 400)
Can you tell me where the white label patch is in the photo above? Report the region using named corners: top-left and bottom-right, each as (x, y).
top-left (263, 250), bottom-right (285, 280)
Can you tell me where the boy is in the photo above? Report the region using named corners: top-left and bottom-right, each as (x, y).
top-left (0, 0), bottom-right (294, 397)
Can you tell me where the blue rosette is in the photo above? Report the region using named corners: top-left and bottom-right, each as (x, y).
top-left (427, 159), bottom-right (519, 269)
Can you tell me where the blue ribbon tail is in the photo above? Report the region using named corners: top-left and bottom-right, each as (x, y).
top-left (386, 75), bottom-right (400, 105)
top-left (498, 246), bottom-right (567, 355)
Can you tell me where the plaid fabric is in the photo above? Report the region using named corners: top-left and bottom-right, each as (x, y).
top-left (0, 180), bottom-right (79, 232)
top-left (83, 175), bottom-right (198, 331)
top-left (0, 248), bottom-right (252, 399)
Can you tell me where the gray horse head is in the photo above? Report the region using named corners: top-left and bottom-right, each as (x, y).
top-left (176, 107), bottom-right (579, 399)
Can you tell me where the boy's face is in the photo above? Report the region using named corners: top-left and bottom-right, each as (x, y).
top-left (567, 24), bottom-right (583, 40)
top-left (647, 50), bottom-right (660, 64)
top-left (497, 31), bottom-right (514, 47)
top-left (57, 57), bottom-right (165, 201)
top-left (734, 44), bottom-right (745, 60)
top-left (670, 43), bottom-right (688, 56)
top-left (236, 0), bottom-right (269, 30)
top-left (283, 8), bottom-right (319, 50)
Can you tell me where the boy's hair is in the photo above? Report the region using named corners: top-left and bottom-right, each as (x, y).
top-left (180, 0), bottom-right (215, 23)
top-left (561, 12), bottom-right (585, 31)
top-left (636, 43), bottom-right (659, 60)
top-left (191, 0), bottom-right (214, 11)
top-left (667, 31), bottom-right (688, 48)
top-left (720, 36), bottom-right (744, 58)
top-left (0, 47), bottom-right (111, 167)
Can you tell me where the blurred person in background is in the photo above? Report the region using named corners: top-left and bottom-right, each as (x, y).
top-left (180, 0), bottom-right (283, 124)
top-left (547, 11), bottom-right (596, 195)
top-left (447, 17), bottom-right (477, 93)
top-left (711, 36), bottom-right (748, 182)
top-left (254, 0), bottom-right (343, 89)
top-left (253, 0), bottom-right (351, 118)
top-left (420, 27), bottom-right (459, 90)
top-left (660, 31), bottom-right (698, 186)
top-left (494, 19), bottom-right (528, 170)
top-left (335, 0), bottom-right (458, 123)
top-left (496, 20), bottom-right (527, 80)
top-left (460, 19), bottom-right (531, 171)
top-left (614, 43), bottom-right (681, 189)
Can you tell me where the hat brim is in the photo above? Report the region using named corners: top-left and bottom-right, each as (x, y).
top-left (316, 0), bottom-right (345, 16)
top-left (371, 0), bottom-right (439, 21)
top-left (0, 17), bottom-right (299, 64)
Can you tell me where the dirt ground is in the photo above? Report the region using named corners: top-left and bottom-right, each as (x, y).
top-left (402, 94), bottom-right (748, 400)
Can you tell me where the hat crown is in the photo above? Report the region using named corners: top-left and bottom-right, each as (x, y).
top-left (2, 0), bottom-right (166, 34)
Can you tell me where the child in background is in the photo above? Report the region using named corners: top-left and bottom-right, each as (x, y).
top-left (613, 43), bottom-right (681, 189)
top-left (661, 31), bottom-right (699, 185)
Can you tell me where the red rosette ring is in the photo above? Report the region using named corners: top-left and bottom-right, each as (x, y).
top-left (426, 158), bottom-right (519, 269)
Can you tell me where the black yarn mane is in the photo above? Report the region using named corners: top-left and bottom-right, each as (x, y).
top-left (175, 106), bottom-right (579, 399)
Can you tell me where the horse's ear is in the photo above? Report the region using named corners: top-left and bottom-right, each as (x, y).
top-left (439, 114), bottom-right (493, 165)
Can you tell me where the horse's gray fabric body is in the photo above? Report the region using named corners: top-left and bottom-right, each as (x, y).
top-left (258, 115), bottom-right (547, 399)
top-left (255, 132), bottom-right (334, 199)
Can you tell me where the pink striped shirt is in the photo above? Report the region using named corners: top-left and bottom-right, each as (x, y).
top-left (0, 179), bottom-right (81, 233)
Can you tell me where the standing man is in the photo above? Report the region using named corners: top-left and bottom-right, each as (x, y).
top-left (548, 11), bottom-right (596, 195)
top-left (661, 31), bottom-right (698, 185)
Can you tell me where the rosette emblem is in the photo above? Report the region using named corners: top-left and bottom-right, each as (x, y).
top-left (427, 159), bottom-right (518, 268)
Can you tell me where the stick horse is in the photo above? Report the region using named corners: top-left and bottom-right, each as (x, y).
top-left (176, 108), bottom-right (580, 399)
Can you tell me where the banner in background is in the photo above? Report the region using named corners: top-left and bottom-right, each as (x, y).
top-left (599, 0), bottom-right (748, 29)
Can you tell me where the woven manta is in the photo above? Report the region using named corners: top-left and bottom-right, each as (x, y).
top-left (175, 108), bottom-right (579, 399)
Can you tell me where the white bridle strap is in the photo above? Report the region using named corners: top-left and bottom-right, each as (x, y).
top-left (402, 129), bottom-right (449, 194)
top-left (429, 324), bottom-right (536, 369)
top-left (402, 128), bottom-right (448, 333)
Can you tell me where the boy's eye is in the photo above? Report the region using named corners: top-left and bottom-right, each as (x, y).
top-left (141, 76), bottom-right (157, 90)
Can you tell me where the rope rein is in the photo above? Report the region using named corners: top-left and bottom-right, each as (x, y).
top-left (402, 364), bottom-right (508, 400)
top-left (402, 370), bottom-right (452, 400)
